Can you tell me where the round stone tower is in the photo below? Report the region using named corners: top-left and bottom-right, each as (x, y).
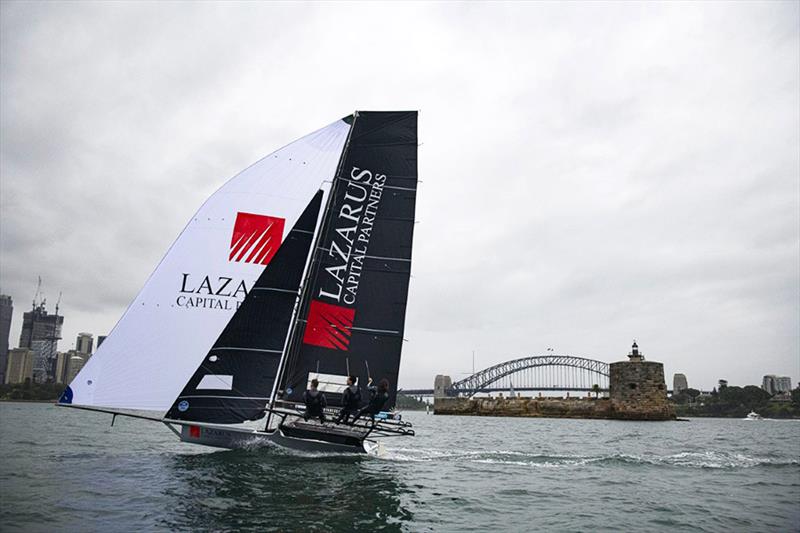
top-left (609, 341), bottom-right (674, 420)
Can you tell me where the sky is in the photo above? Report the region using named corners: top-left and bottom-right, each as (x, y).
top-left (1, 1), bottom-right (798, 392)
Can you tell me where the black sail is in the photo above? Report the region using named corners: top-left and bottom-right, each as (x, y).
top-left (166, 191), bottom-right (323, 423)
top-left (280, 111), bottom-right (418, 409)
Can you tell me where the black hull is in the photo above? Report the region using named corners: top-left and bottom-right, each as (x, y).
top-left (173, 420), bottom-right (376, 454)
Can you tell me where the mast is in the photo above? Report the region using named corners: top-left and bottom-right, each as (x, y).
top-left (270, 113), bottom-right (359, 409)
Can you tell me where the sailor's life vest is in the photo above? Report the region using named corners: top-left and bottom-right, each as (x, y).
top-left (342, 385), bottom-right (361, 410)
top-left (303, 389), bottom-right (326, 415)
top-left (365, 391), bottom-right (390, 414)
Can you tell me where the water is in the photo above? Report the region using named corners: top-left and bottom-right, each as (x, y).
top-left (1, 403), bottom-right (798, 532)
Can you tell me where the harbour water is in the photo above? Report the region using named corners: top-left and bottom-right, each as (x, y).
top-left (1, 402), bottom-right (798, 532)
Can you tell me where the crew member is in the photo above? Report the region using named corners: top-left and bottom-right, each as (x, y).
top-left (303, 379), bottom-right (327, 423)
top-left (365, 377), bottom-right (377, 402)
top-left (335, 375), bottom-right (361, 425)
top-left (355, 378), bottom-right (390, 422)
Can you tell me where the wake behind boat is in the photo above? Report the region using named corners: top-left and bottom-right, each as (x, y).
top-left (57, 111), bottom-right (419, 454)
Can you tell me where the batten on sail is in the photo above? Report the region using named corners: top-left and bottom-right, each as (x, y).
top-left (165, 191), bottom-right (323, 423)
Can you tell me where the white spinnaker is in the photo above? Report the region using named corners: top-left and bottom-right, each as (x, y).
top-left (66, 118), bottom-right (351, 412)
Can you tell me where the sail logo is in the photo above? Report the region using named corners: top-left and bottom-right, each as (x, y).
top-left (303, 300), bottom-right (355, 350)
top-left (318, 167), bottom-right (386, 307)
top-left (177, 274), bottom-right (251, 310)
top-left (229, 212), bottom-right (285, 266)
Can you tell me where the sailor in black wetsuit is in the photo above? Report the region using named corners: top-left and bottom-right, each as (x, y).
top-left (355, 378), bottom-right (390, 423)
top-left (303, 379), bottom-right (327, 423)
top-left (335, 375), bottom-right (361, 425)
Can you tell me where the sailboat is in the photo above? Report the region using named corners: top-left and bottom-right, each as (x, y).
top-left (57, 111), bottom-right (418, 454)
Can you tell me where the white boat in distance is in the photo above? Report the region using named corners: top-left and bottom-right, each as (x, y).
top-left (58, 111), bottom-right (419, 454)
top-left (745, 411), bottom-right (764, 420)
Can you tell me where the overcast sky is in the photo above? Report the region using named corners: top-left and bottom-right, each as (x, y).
top-left (1, 1), bottom-right (797, 391)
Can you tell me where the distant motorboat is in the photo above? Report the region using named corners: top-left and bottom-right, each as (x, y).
top-left (745, 411), bottom-right (763, 420)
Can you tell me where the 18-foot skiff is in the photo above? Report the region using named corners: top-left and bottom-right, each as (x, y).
top-left (58, 111), bottom-right (418, 454)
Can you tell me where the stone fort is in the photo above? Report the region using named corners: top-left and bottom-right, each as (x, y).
top-left (434, 342), bottom-right (675, 421)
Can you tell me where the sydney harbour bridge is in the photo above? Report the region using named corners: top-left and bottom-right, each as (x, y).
top-left (399, 354), bottom-right (612, 397)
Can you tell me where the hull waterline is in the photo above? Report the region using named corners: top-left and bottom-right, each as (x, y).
top-left (175, 421), bottom-right (378, 455)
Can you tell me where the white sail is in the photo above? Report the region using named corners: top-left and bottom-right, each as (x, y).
top-left (63, 118), bottom-right (351, 412)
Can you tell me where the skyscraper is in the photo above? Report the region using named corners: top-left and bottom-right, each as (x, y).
top-left (76, 333), bottom-right (93, 355)
top-left (19, 301), bottom-right (64, 383)
top-left (775, 376), bottom-right (792, 393)
top-left (673, 373), bottom-right (688, 395)
top-left (55, 351), bottom-right (69, 384)
top-left (763, 375), bottom-right (793, 395)
top-left (64, 351), bottom-right (88, 385)
top-left (0, 295), bottom-right (12, 385)
top-left (4, 348), bottom-right (33, 384)
top-left (763, 375), bottom-right (776, 395)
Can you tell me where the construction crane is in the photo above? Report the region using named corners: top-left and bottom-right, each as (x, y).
top-left (44, 291), bottom-right (63, 382)
top-left (32, 276), bottom-right (42, 308)
top-left (30, 277), bottom-right (63, 383)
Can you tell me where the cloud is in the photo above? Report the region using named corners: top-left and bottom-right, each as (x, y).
top-left (1, 2), bottom-right (797, 389)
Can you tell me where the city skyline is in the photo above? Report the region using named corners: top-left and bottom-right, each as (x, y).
top-left (0, 293), bottom-right (94, 385)
top-left (1, 3), bottom-right (798, 391)
top-left (0, 289), bottom-right (795, 392)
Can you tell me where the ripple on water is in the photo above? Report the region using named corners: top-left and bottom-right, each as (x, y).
top-left (1, 405), bottom-right (799, 532)
top-left (383, 446), bottom-right (798, 471)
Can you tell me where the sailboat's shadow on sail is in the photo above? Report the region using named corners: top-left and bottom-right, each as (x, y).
top-left (159, 448), bottom-right (413, 531)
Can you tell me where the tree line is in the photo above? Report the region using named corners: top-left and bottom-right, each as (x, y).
top-left (0, 380), bottom-right (64, 401)
top-left (672, 385), bottom-right (800, 418)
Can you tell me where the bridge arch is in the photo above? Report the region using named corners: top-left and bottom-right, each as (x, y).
top-left (450, 355), bottom-right (609, 397)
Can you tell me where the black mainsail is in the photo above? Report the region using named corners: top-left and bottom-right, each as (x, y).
top-left (278, 111), bottom-right (418, 410)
